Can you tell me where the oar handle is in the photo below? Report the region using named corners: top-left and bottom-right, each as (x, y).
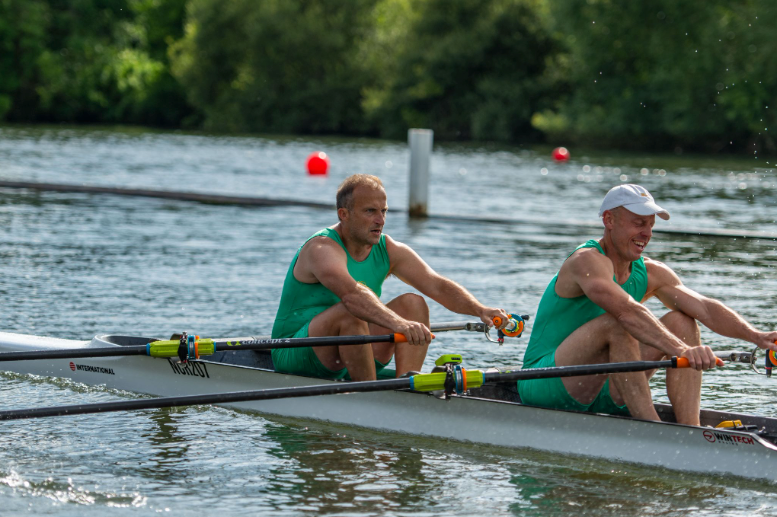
top-left (675, 357), bottom-right (726, 368)
top-left (392, 332), bottom-right (436, 343)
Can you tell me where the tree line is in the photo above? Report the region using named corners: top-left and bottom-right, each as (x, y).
top-left (1, 0), bottom-right (774, 153)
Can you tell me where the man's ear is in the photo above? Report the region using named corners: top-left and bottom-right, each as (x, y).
top-left (602, 209), bottom-right (615, 229)
top-left (337, 207), bottom-right (349, 222)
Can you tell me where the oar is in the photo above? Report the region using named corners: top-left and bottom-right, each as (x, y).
top-left (0, 332), bottom-right (423, 363)
top-left (0, 316), bottom-right (511, 364)
top-left (0, 355), bottom-right (717, 421)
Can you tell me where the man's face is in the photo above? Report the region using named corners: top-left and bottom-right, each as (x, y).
top-left (607, 207), bottom-right (655, 261)
top-left (342, 186), bottom-right (388, 246)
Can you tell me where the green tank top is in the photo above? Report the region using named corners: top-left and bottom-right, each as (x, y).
top-left (271, 228), bottom-right (390, 338)
top-left (522, 239), bottom-right (648, 367)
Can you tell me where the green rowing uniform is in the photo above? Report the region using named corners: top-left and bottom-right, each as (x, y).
top-left (271, 228), bottom-right (391, 379)
top-left (518, 239), bottom-right (648, 416)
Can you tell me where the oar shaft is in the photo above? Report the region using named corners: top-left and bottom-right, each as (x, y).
top-left (0, 357), bottom-right (697, 421)
top-left (0, 378), bottom-right (413, 421)
top-left (0, 346), bottom-right (148, 362)
top-left (209, 333), bottom-right (403, 351)
top-left (485, 358), bottom-right (678, 383)
top-left (429, 321), bottom-right (485, 332)
top-left (0, 333), bottom-right (407, 363)
top-left (716, 351), bottom-right (753, 364)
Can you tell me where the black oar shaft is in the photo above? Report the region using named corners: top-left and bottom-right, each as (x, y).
top-left (0, 346), bottom-right (148, 362)
top-left (0, 357), bottom-right (687, 421)
top-left (0, 319), bottom-right (493, 363)
top-left (484, 359), bottom-right (677, 383)
top-left (0, 333), bottom-right (401, 363)
top-left (215, 333), bottom-right (397, 351)
top-left (0, 378), bottom-right (413, 421)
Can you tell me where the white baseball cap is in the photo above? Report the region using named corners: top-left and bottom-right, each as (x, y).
top-left (599, 184), bottom-right (670, 220)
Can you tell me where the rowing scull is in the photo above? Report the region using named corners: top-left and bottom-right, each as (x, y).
top-left (0, 331), bottom-right (774, 482)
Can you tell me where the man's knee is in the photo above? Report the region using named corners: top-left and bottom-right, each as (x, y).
top-left (313, 303), bottom-right (369, 335)
top-left (340, 310), bottom-right (370, 334)
top-left (389, 293), bottom-right (428, 317)
top-left (596, 313), bottom-right (635, 342)
top-left (660, 311), bottom-right (699, 345)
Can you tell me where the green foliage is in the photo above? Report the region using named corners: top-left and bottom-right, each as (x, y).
top-left (0, 0), bottom-right (775, 153)
top-left (171, 0), bottom-right (377, 134)
top-left (545, 0), bottom-right (777, 152)
top-left (362, 0), bottom-right (563, 142)
top-left (0, 0), bottom-right (191, 125)
top-left (0, 0), bottom-right (50, 120)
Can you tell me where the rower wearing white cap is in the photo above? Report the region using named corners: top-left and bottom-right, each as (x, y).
top-left (517, 184), bottom-right (777, 425)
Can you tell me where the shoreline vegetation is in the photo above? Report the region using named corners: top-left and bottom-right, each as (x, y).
top-left (1, 0), bottom-right (775, 155)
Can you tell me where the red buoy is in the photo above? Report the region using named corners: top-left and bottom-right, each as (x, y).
top-left (552, 147), bottom-right (570, 162)
top-left (306, 152), bottom-right (330, 175)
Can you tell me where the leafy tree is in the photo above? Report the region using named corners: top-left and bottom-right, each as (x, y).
top-left (0, 0), bottom-right (51, 120)
top-left (171, 0), bottom-right (377, 134)
top-left (541, 0), bottom-right (777, 152)
top-left (362, 0), bottom-right (563, 142)
top-left (0, 0), bottom-right (191, 125)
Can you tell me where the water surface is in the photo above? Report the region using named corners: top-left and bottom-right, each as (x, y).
top-left (0, 125), bottom-right (776, 515)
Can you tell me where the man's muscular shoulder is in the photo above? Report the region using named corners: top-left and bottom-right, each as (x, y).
top-left (556, 247), bottom-right (611, 297)
top-left (563, 246), bottom-right (611, 275)
top-left (644, 256), bottom-right (682, 295)
top-left (294, 236), bottom-right (346, 283)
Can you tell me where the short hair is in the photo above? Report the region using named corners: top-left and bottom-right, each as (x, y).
top-left (336, 174), bottom-right (384, 211)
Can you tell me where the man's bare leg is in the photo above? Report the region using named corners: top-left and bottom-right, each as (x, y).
top-left (664, 312), bottom-right (702, 424)
top-left (307, 303), bottom-right (377, 381)
top-left (370, 293), bottom-right (430, 377)
top-left (555, 313), bottom-right (660, 421)
top-left (606, 321), bottom-right (660, 421)
top-left (623, 311), bottom-right (701, 425)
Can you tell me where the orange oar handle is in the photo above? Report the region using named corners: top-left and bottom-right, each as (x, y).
top-left (393, 333), bottom-right (435, 343)
top-left (675, 357), bottom-right (725, 368)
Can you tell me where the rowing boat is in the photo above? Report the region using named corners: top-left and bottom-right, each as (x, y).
top-left (0, 330), bottom-right (775, 482)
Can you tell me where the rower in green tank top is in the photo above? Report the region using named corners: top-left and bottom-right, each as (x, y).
top-left (518, 184), bottom-right (777, 424)
top-left (518, 240), bottom-right (646, 416)
top-left (270, 174), bottom-right (509, 381)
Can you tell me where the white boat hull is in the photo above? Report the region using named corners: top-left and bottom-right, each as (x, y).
top-left (1, 331), bottom-right (775, 482)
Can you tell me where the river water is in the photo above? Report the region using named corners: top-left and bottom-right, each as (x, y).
top-left (0, 125), bottom-right (776, 515)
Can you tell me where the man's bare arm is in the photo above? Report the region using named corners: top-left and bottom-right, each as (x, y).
top-left (298, 237), bottom-right (430, 345)
top-left (565, 249), bottom-right (715, 369)
top-left (648, 260), bottom-right (777, 352)
top-left (386, 237), bottom-right (508, 327)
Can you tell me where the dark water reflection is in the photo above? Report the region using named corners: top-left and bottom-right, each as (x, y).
top-left (1, 126), bottom-right (777, 514)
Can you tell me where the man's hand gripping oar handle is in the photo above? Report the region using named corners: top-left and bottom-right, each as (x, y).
top-left (675, 357), bottom-right (726, 368)
top-left (391, 333), bottom-right (435, 344)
